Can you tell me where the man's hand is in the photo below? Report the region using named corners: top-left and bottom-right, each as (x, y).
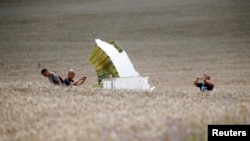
top-left (194, 77), bottom-right (201, 86)
top-left (197, 77), bottom-right (204, 80)
top-left (81, 76), bottom-right (87, 80)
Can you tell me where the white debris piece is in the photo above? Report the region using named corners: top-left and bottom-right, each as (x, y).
top-left (95, 39), bottom-right (139, 77)
top-left (95, 39), bottom-right (155, 91)
top-left (102, 77), bottom-right (155, 91)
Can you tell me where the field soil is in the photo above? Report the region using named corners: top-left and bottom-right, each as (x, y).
top-left (0, 0), bottom-right (250, 141)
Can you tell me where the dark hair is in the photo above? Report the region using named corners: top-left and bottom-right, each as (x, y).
top-left (41, 68), bottom-right (48, 74)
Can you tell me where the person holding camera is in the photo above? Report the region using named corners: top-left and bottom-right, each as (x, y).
top-left (194, 74), bottom-right (214, 92)
top-left (64, 69), bottom-right (86, 86)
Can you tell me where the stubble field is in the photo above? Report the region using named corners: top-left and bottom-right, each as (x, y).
top-left (0, 0), bottom-right (250, 140)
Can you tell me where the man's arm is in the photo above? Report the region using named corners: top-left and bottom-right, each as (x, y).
top-left (194, 77), bottom-right (200, 86)
top-left (204, 79), bottom-right (214, 87)
top-left (78, 76), bottom-right (86, 85)
top-left (72, 76), bottom-right (86, 86)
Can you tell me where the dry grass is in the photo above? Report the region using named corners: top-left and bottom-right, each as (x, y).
top-left (0, 0), bottom-right (250, 141)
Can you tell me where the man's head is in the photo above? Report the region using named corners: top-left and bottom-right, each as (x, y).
top-left (67, 69), bottom-right (75, 80)
top-left (204, 74), bottom-right (211, 80)
top-left (41, 68), bottom-right (50, 77)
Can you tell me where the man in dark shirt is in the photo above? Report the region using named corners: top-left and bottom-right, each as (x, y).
top-left (194, 74), bottom-right (214, 92)
top-left (64, 69), bottom-right (86, 86)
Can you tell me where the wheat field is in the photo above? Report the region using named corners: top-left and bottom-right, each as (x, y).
top-left (0, 0), bottom-right (250, 141)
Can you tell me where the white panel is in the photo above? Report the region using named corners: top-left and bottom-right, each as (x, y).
top-left (102, 77), bottom-right (155, 91)
top-left (95, 39), bottom-right (139, 77)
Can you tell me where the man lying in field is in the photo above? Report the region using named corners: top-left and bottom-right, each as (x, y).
top-left (194, 74), bottom-right (214, 92)
top-left (64, 69), bottom-right (86, 86)
top-left (41, 68), bottom-right (64, 85)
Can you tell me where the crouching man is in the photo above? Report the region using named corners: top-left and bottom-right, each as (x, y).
top-left (194, 74), bottom-right (214, 92)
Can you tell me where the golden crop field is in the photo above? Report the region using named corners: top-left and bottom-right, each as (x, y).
top-left (0, 0), bottom-right (250, 141)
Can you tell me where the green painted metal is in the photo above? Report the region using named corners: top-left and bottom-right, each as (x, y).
top-left (89, 40), bottom-right (123, 86)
